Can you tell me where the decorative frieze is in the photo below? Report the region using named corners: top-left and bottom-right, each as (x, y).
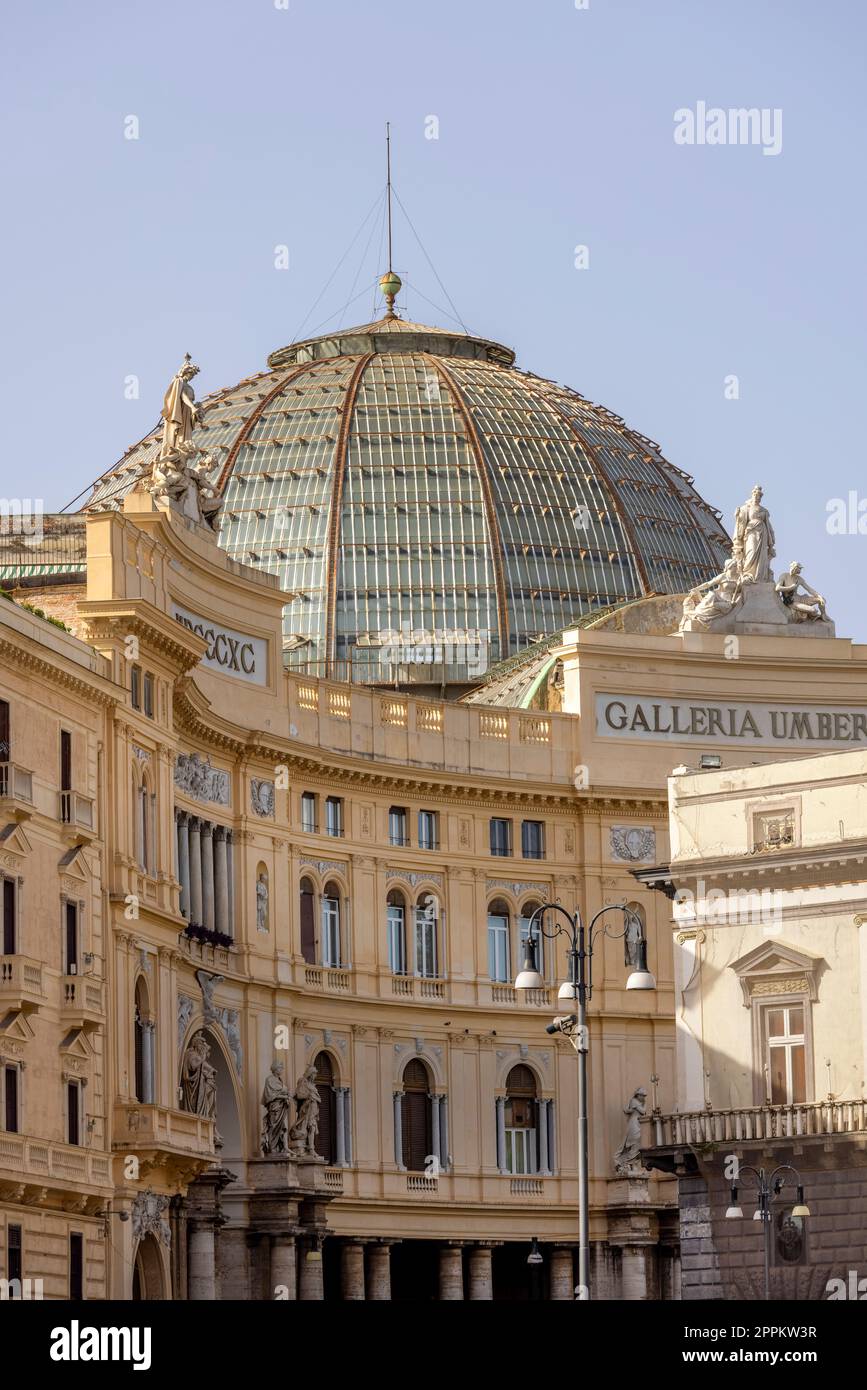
top-left (250, 779), bottom-right (275, 818)
top-left (299, 856), bottom-right (347, 878)
top-left (610, 826), bottom-right (657, 862)
top-left (132, 1190), bottom-right (171, 1248)
top-left (386, 868), bottom-right (443, 888)
top-left (486, 880), bottom-right (549, 898)
top-left (174, 752), bottom-right (230, 806)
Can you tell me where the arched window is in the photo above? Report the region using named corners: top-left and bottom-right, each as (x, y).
top-left (625, 902), bottom-right (647, 969)
top-left (487, 897), bottom-right (511, 983)
top-left (321, 880), bottom-right (342, 967)
top-left (401, 1059), bottom-right (432, 1172)
top-left (505, 1064), bottom-right (538, 1174)
top-left (519, 900), bottom-right (545, 978)
top-left (133, 977), bottom-right (154, 1104)
top-left (387, 890), bottom-right (406, 975)
top-left (414, 894), bottom-right (439, 979)
top-left (299, 877), bottom-right (316, 964)
top-left (313, 1052), bottom-right (337, 1164)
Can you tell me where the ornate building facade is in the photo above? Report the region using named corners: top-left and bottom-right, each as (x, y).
top-left (2, 309), bottom-right (866, 1300)
top-left (642, 751), bottom-right (867, 1300)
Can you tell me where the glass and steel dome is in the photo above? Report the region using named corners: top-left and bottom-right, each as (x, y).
top-left (87, 305), bottom-right (729, 686)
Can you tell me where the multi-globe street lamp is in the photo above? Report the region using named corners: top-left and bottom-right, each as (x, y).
top-left (514, 901), bottom-right (656, 1300)
top-left (725, 1163), bottom-right (810, 1300)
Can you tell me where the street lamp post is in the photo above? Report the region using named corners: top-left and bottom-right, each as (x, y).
top-left (514, 901), bottom-right (656, 1301)
top-left (725, 1164), bottom-right (810, 1300)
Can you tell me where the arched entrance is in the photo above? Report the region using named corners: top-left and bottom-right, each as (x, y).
top-left (132, 1233), bottom-right (167, 1300)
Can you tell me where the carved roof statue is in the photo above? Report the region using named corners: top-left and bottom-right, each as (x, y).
top-left (679, 487), bottom-right (834, 639)
top-left (146, 354), bottom-right (225, 531)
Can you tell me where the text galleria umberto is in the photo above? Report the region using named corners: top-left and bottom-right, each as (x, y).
top-left (2, 301), bottom-right (867, 1301)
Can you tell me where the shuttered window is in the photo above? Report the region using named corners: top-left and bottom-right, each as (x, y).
top-left (402, 1060), bottom-right (432, 1172)
top-left (314, 1053), bottom-right (337, 1164)
top-left (300, 879), bottom-right (316, 964)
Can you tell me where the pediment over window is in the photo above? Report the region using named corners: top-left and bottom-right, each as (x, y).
top-left (0, 1010), bottom-right (36, 1044)
top-left (58, 844), bottom-right (91, 885)
top-left (0, 822), bottom-right (32, 860)
top-left (729, 939), bottom-right (825, 1007)
top-left (60, 1027), bottom-right (94, 1060)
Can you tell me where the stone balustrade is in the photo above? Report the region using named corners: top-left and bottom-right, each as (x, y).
top-left (644, 1099), bottom-right (867, 1149)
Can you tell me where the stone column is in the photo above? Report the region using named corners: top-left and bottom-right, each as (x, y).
top-left (550, 1246), bottom-right (575, 1300)
top-left (142, 1020), bottom-right (155, 1105)
top-left (188, 818), bottom-right (203, 926)
top-left (201, 821), bottom-right (215, 932)
top-left (335, 1086), bottom-right (347, 1167)
top-left (176, 812), bottom-right (190, 919)
top-left (438, 1244), bottom-right (464, 1300)
top-left (393, 1091), bottom-right (405, 1169)
top-left (270, 1234), bottom-right (297, 1300)
top-left (298, 1239), bottom-right (324, 1301)
top-left (343, 1088), bottom-right (353, 1165)
top-left (367, 1241), bottom-right (394, 1301)
top-left (547, 1098), bottom-right (556, 1173)
top-left (468, 1244), bottom-right (494, 1300)
top-left (226, 831), bottom-right (234, 938)
top-left (495, 1095), bottom-right (506, 1172)
top-left (537, 1098), bottom-right (550, 1175)
top-left (213, 827), bottom-right (229, 936)
top-left (430, 1092), bottom-right (441, 1171)
top-left (621, 1244), bottom-right (650, 1301)
top-left (188, 1221), bottom-right (216, 1300)
top-left (340, 1240), bottom-right (366, 1300)
top-left (439, 1093), bottom-right (449, 1171)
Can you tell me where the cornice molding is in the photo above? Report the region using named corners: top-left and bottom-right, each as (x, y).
top-left (0, 635), bottom-right (116, 708)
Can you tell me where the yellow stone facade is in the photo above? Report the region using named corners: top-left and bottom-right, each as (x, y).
top-left (3, 490), bottom-right (867, 1299)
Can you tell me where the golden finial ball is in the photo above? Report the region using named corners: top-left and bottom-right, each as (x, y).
top-left (379, 271), bottom-right (402, 300)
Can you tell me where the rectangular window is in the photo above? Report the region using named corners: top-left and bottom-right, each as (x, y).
top-left (2, 877), bottom-right (15, 955)
top-left (388, 806), bottom-right (408, 847)
top-left (300, 885), bottom-right (316, 964)
top-left (415, 906), bottom-right (438, 979)
top-left (325, 796), bottom-right (343, 838)
top-left (321, 896), bottom-right (341, 967)
top-left (490, 818), bottom-right (512, 857)
top-left (4, 1065), bottom-right (19, 1133)
top-left (521, 820), bottom-right (545, 860)
top-left (301, 792), bottom-right (317, 833)
top-left (65, 901), bottom-right (79, 974)
top-left (387, 903), bottom-right (406, 974)
top-left (67, 1082), bottom-right (80, 1146)
top-left (766, 1004), bottom-right (807, 1105)
top-left (130, 666), bottom-right (142, 710)
top-left (143, 673), bottom-right (154, 719)
top-left (0, 698), bottom-right (9, 759)
top-left (69, 1233), bottom-right (83, 1300)
top-left (7, 1225), bottom-right (22, 1286)
top-left (505, 1127), bottom-right (535, 1176)
top-left (488, 911), bottom-right (510, 982)
top-left (418, 810), bottom-right (438, 851)
top-left (60, 729), bottom-right (72, 821)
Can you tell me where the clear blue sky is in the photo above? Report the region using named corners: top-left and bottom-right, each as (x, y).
top-left (3, 1), bottom-right (865, 635)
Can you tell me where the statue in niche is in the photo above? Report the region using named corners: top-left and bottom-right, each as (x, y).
top-left (289, 1064), bottom-right (321, 1155)
top-left (613, 1086), bottom-right (648, 1175)
top-left (256, 871), bottom-right (269, 933)
top-left (679, 557), bottom-right (742, 631)
top-left (775, 561), bottom-right (827, 622)
top-left (733, 484), bottom-right (776, 584)
top-left (624, 909), bottom-right (644, 969)
top-left (260, 1060), bottom-right (293, 1155)
top-left (181, 1030), bottom-right (218, 1121)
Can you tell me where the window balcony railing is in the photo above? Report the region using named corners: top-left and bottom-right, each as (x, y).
top-left (304, 966), bottom-right (351, 992)
top-left (510, 1177), bottom-right (544, 1196)
top-left (0, 954), bottom-right (45, 1013)
top-left (59, 789), bottom-right (94, 831)
top-left (0, 1134), bottom-right (112, 1193)
top-left (491, 983), bottom-right (552, 1007)
top-left (644, 1099), bottom-right (867, 1150)
top-left (418, 841), bottom-right (440, 852)
top-left (521, 848), bottom-right (546, 861)
top-left (388, 834), bottom-right (410, 847)
top-left (0, 762), bottom-right (33, 806)
top-left (112, 1102), bottom-right (215, 1161)
top-left (60, 974), bottom-right (105, 1027)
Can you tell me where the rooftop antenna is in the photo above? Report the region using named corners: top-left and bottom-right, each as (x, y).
top-left (379, 122), bottom-right (402, 318)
